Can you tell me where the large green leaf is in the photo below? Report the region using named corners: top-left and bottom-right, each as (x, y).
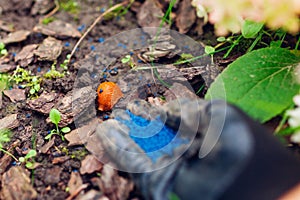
top-left (205, 47), bottom-right (300, 122)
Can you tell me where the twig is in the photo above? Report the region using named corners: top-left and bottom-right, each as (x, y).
top-left (39, 0), bottom-right (60, 24)
top-left (69, 1), bottom-right (129, 61)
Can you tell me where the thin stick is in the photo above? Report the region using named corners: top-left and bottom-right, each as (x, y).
top-left (69, 1), bottom-right (129, 60)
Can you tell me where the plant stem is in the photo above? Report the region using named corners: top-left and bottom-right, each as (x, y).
top-left (223, 35), bottom-right (243, 58)
top-left (295, 36), bottom-right (300, 50)
top-left (0, 148), bottom-right (18, 162)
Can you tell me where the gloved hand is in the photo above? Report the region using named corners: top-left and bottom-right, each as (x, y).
top-left (95, 98), bottom-right (300, 200)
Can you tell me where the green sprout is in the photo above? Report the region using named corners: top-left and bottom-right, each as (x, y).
top-left (18, 149), bottom-right (37, 169)
top-left (0, 42), bottom-right (8, 57)
top-left (44, 63), bottom-right (65, 79)
top-left (45, 108), bottom-right (71, 141)
top-left (121, 55), bottom-right (136, 68)
top-left (10, 66), bottom-right (42, 98)
top-left (59, 0), bottom-right (79, 14)
top-left (42, 16), bottom-right (56, 25)
top-left (60, 54), bottom-right (71, 70)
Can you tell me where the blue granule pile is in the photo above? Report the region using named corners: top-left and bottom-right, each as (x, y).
top-left (116, 110), bottom-right (186, 160)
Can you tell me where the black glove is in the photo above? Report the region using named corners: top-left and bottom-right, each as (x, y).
top-left (95, 98), bottom-right (300, 200)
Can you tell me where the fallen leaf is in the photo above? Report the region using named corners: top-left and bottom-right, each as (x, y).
top-left (0, 30), bottom-right (31, 45)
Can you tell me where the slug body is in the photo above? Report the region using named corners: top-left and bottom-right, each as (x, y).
top-left (97, 82), bottom-right (123, 111)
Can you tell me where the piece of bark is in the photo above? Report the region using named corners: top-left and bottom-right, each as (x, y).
top-left (27, 92), bottom-right (57, 114)
top-left (33, 20), bottom-right (81, 38)
top-left (175, 0), bottom-right (196, 33)
top-left (15, 44), bottom-right (38, 66)
top-left (0, 114), bottom-right (19, 130)
top-left (0, 30), bottom-right (31, 45)
top-left (80, 154), bottom-right (103, 174)
top-left (40, 137), bottom-right (55, 154)
top-left (34, 37), bottom-right (62, 61)
top-left (3, 89), bottom-right (26, 103)
top-left (0, 64), bottom-right (16, 73)
top-left (0, 167), bottom-right (37, 200)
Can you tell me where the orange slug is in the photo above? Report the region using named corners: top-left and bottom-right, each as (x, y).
top-left (97, 82), bottom-right (123, 111)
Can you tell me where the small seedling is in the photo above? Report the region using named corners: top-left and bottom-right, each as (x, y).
top-left (42, 16), bottom-right (56, 25)
top-left (0, 42), bottom-right (8, 57)
top-left (10, 66), bottom-right (42, 98)
top-left (18, 149), bottom-right (37, 169)
top-left (60, 54), bottom-right (71, 70)
top-left (44, 63), bottom-right (65, 79)
top-left (45, 108), bottom-right (71, 141)
top-left (121, 55), bottom-right (136, 68)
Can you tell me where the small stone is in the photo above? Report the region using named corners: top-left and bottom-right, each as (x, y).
top-left (3, 88), bottom-right (26, 103)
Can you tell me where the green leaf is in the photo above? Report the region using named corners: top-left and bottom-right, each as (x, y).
top-left (217, 36), bottom-right (226, 42)
top-left (204, 46), bottom-right (215, 55)
top-left (121, 55), bottom-right (131, 63)
top-left (0, 42), bottom-right (5, 50)
top-left (29, 88), bottom-right (36, 94)
top-left (25, 149), bottom-right (37, 159)
top-left (49, 108), bottom-right (61, 125)
top-left (25, 162), bottom-right (33, 169)
top-left (19, 157), bottom-right (25, 163)
top-left (61, 127), bottom-right (71, 133)
top-left (242, 20), bottom-right (264, 39)
top-left (205, 47), bottom-right (300, 122)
